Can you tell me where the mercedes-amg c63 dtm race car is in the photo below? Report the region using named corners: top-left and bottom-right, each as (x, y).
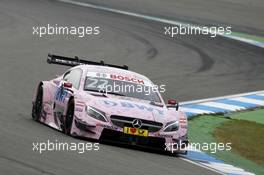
top-left (32, 54), bottom-right (188, 154)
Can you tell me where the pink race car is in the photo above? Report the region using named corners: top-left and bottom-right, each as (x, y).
top-left (32, 54), bottom-right (188, 154)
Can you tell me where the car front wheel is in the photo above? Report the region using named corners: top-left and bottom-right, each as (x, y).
top-left (32, 85), bottom-right (43, 121)
top-left (64, 99), bottom-right (74, 135)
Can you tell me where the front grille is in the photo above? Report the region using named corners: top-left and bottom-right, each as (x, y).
top-left (110, 115), bottom-right (163, 132)
top-left (100, 129), bottom-right (166, 150)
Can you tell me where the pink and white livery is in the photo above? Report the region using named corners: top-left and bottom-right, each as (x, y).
top-left (32, 54), bottom-right (188, 154)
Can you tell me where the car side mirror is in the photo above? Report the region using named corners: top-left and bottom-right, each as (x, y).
top-left (167, 99), bottom-right (179, 111)
top-left (63, 82), bottom-right (72, 88)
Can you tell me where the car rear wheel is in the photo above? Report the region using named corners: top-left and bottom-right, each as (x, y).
top-left (32, 85), bottom-right (43, 121)
top-left (64, 99), bottom-right (74, 135)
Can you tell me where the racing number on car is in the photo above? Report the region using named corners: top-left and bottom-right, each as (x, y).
top-left (86, 78), bottom-right (108, 89)
top-left (55, 86), bottom-right (67, 103)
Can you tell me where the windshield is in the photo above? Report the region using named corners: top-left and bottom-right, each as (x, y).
top-left (84, 76), bottom-right (162, 103)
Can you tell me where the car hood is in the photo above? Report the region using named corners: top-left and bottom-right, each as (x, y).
top-left (81, 93), bottom-right (179, 123)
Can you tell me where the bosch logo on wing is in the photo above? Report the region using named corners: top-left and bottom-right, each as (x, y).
top-left (110, 74), bottom-right (145, 85)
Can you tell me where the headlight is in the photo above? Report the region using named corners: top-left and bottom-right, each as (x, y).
top-left (163, 121), bottom-right (179, 132)
top-left (86, 106), bottom-right (108, 122)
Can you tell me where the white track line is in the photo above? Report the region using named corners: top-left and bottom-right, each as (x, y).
top-left (200, 162), bottom-right (254, 175)
top-left (58, 0), bottom-right (264, 48)
top-left (179, 107), bottom-right (213, 114)
top-left (180, 90), bottom-right (264, 105)
top-left (179, 157), bottom-right (225, 175)
top-left (58, 0), bottom-right (191, 26)
top-left (199, 102), bottom-right (245, 111)
top-left (231, 97), bottom-right (264, 106)
top-left (223, 35), bottom-right (264, 48)
top-left (257, 93), bottom-right (264, 96)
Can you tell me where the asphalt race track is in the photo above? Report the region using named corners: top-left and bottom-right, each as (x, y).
top-left (0, 0), bottom-right (263, 175)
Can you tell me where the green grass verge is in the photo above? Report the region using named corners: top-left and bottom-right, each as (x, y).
top-left (188, 110), bottom-right (264, 175)
top-left (214, 119), bottom-right (264, 166)
top-left (228, 109), bottom-right (264, 125)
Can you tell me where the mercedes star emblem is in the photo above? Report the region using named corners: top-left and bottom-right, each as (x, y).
top-left (132, 119), bottom-right (142, 128)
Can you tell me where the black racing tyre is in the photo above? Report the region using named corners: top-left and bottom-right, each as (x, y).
top-left (32, 85), bottom-right (43, 121)
top-left (64, 99), bottom-right (74, 135)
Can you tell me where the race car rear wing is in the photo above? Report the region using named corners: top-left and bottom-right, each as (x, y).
top-left (47, 54), bottom-right (129, 70)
